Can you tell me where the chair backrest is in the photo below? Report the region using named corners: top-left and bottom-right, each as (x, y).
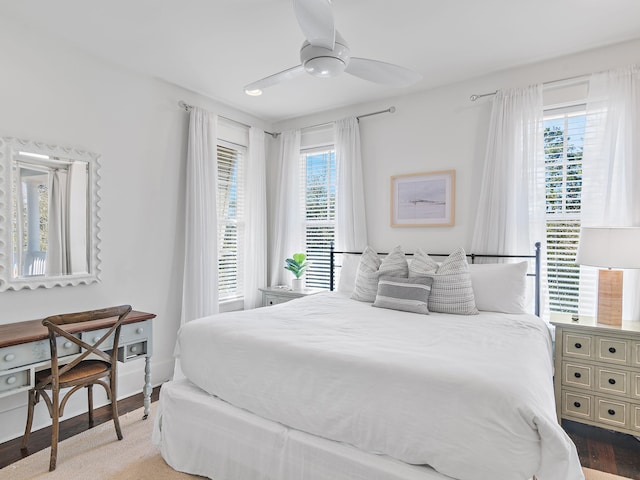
top-left (40, 305), bottom-right (132, 386)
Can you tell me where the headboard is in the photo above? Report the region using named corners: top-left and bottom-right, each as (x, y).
top-left (329, 242), bottom-right (542, 317)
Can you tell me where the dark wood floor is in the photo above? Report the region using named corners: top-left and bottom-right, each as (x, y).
top-left (1, 386), bottom-right (639, 478)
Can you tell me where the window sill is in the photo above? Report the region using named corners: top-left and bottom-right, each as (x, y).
top-left (219, 297), bottom-right (244, 313)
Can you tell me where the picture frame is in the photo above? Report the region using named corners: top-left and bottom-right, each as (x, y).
top-left (390, 170), bottom-right (455, 227)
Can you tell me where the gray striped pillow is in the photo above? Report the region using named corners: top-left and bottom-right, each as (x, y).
top-left (409, 247), bottom-right (479, 315)
top-left (373, 276), bottom-right (433, 314)
top-left (351, 246), bottom-right (408, 302)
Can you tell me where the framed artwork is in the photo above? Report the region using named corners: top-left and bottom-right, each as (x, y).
top-left (390, 170), bottom-right (455, 227)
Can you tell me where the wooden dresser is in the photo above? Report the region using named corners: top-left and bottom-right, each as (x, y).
top-left (551, 313), bottom-right (640, 435)
top-left (0, 310), bottom-right (156, 418)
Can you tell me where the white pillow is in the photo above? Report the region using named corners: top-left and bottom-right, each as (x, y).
top-left (337, 254), bottom-right (360, 294)
top-left (468, 262), bottom-right (529, 314)
top-left (351, 246), bottom-right (408, 303)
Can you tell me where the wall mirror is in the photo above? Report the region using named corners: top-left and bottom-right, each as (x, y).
top-left (0, 137), bottom-right (101, 291)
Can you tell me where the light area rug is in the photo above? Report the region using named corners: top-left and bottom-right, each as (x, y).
top-left (0, 404), bottom-right (632, 480)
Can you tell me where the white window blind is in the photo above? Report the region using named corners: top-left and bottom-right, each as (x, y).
top-left (543, 105), bottom-right (594, 313)
top-left (217, 142), bottom-right (245, 301)
top-left (301, 147), bottom-right (336, 289)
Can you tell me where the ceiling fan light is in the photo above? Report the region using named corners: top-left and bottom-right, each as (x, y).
top-left (244, 88), bottom-right (263, 96)
top-left (304, 56), bottom-right (346, 78)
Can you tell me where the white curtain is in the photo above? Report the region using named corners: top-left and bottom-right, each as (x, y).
top-left (47, 168), bottom-right (69, 276)
top-left (581, 64), bottom-right (640, 319)
top-left (471, 85), bottom-right (546, 256)
top-left (334, 117), bottom-right (368, 251)
top-left (67, 161), bottom-right (88, 274)
top-left (180, 107), bottom-right (219, 324)
top-left (269, 130), bottom-right (303, 287)
top-left (243, 128), bottom-right (267, 309)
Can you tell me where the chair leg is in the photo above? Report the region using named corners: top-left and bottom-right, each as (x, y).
top-left (110, 374), bottom-right (123, 440)
top-left (21, 389), bottom-right (37, 449)
top-left (49, 388), bottom-right (60, 471)
top-left (87, 384), bottom-right (94, 428)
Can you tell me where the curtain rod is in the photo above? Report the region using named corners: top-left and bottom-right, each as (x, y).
top-left (293, 106), bottom-right (396, 133)
top-left (178, 101), bottom-right (280, 138)
top-left (469, 73), bottom-right (590, 102)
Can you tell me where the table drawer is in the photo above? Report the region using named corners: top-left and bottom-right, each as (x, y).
top-left (0, 336), bottom-right (80, 370)
top-left (264, 294), bottom-right (288, 306)
top-left (562, 391), bottom-right (593, 420)
top-left (0, 368), bottom-right (31, 394)
top-left (81, 320), bottom-right (152, 349)
top-left (596, 367), bottom-right (629, 396)
top-left (563, 332), bottom-right (593, 360)
top-left (562, 362), bottom-right (593, 390)
top-left (596, 337), bottom-right (629, 365)
top-left (117, 341), bottom-right (148, 362)
top-left (596, 397), bottom-right (628, 428)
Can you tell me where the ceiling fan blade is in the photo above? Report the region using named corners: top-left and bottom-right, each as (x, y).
top-left (244, 65), bottom-right (306, 94)
top-left (293, 0), bottom-right (335, 49)
top-left (345, 57), bottom-right (422, 87)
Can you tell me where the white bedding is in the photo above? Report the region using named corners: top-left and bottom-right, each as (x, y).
top-left (176, 292), bottom-right (583, 480)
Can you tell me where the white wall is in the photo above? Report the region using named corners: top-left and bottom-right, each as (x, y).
top-left (272, 39), bottom-right (640, 254)
top-left (0, 17), bottom-right (267, 442)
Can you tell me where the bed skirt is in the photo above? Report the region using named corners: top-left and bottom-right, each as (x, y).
top-left (152, 379), bottom-right (454, 480)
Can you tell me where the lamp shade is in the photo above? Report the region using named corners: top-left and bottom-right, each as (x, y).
top-left (576, 227), bottom-right (640, 269)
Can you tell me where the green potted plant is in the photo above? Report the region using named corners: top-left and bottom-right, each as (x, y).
top-left (284, 253), bottom-right (309, 291)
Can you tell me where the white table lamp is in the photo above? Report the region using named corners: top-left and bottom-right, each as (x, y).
top-left (576, 227), bottom-right (640, 325)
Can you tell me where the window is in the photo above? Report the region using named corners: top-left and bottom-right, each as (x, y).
top-left (301, 147), bottom-right (336, 288)
top-left (543, 105), bottom-right (588, 313)
top-left (217, 142), bottom-right (245, 301)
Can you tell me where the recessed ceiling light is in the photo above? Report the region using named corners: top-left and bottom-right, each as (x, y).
top-left (245, 88), bottom-right (262, 96)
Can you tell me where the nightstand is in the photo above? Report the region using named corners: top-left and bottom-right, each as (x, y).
top-left (259, 286), bottom-right (324, 307)
top-left (551, 313), bottom-right (640, 436)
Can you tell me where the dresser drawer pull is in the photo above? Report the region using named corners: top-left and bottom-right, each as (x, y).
top-left (574, 372), bottom-right (581, 378)
top-left (575, 343), bottom-right (582, 349)
top-left (136, 327), bottom-right (144, 334)
top-left (130, 346), bottom-right (139, 353)
top-left (6, 375), bottom-right (17, 385)
top-left (93, 336), bottom-right (101, 343)
top-left (609, 347), bottom-right (616, 354)
top-left (607, 409), bottom-right (616, 416)
top-left (4, 353), bottom-right (16, 362)
top-left (574, 401), bottom-right (581, 408)
top-left (63, 342), bottom-right (73, 349)
top-left (608, 378), bottom-right (616, 385)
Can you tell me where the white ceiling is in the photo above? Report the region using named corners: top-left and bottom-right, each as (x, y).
top-left (3, 0), bottom-right (640, 123)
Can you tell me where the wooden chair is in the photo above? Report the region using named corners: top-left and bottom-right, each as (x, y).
top-left (21, 305), bottom-right (132, 471)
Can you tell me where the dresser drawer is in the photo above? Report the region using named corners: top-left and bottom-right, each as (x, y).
top-left (264, 294), bottom-right (288, 306)
top-left (0, 336), bottom-right (80, 370)
top-left (562, 391), bottom-right (593, 420)
top-left (596, 336), bottom-right (629, 365)
top-left (562, 362), bottom-right (593, 390)
top-left (563, 332), bottom-right (593, 360)
top-left (596, 367), bottom-right (629, 396)
top-left (0, 368), bottom-right (31, 394)
top-left (81, 320), bottom-right (152, 349)
top-left (596, 397), bottom-right (628, 428)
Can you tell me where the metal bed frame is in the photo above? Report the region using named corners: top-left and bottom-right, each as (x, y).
top-left (329, 242), bottom-right (542, 316)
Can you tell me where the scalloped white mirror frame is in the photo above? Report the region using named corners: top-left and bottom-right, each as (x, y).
top-left (0, 137), bottom-right (101, 291)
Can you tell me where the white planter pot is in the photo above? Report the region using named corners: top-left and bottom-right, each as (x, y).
top-left (291, 278), bottom-right (304, 292)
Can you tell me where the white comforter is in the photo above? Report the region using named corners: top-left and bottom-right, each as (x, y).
top-left (176, 292), bottom-right (583, 480)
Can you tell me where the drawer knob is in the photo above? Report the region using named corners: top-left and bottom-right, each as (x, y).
top-left (574, 372), bottom-right (581, 379)
top-left (93, 336), bottom-right (100, 343)
top-left (4, 353), bottom-right (16, 362)
top-left (136, 327), bottom-right (144, 334)
top-left (6, 375), bottom-right (17, 385)
top-left (574, 401), bottom-right (581, 408)
top-left (608, 408), bottom-right (616, 416)
top-left (63, 342), bottom-right (73, 349)
top-left (130, 346), bottom-right (139, 353)
top-left (608, 378), bottom-right (616, 385)
top-left (609, 347), bottom-right (616, 354)
top-left (575, 343), bottom-right (582, 349)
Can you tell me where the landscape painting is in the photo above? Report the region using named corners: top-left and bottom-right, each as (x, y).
top-left (390, 170), bottom-right (455, 227)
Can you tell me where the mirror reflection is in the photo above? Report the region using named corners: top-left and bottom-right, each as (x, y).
top-left (12, 153), bottom-right (89, 278)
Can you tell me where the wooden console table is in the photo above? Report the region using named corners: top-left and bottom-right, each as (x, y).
top-left (0, 310), bottom-right (155, 419)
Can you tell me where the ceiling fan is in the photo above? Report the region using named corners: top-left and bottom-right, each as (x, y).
top-left (243, 0), bottom-right (422, 95)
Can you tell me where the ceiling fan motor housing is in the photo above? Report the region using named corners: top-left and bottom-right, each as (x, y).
top-left (300, 34), bottom-right (350, 78)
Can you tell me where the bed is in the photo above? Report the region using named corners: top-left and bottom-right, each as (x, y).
top-left (153, 245), bottom-right (584, 480)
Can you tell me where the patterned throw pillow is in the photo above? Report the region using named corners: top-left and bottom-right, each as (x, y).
top-left (373, 276), bottom-right (433, 314)
top-left (351, 246), bottom-right (408, 302)
top-left (409, 247), bottom-right (479, 315)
